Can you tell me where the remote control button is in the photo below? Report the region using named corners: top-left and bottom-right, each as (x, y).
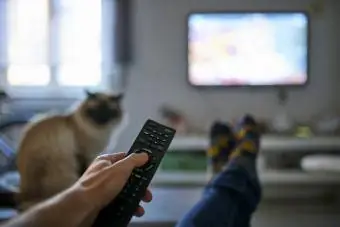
top-left (164, 128), bottom-right (173, 133)
top-left (145, 164), bottom-right (154, 171)
top-left (134, 168), bottom-right (143, 173)
top-left (156, 145), bottom-right (164, 151)
top-left (147, 137), bottom-right (153, 143)
top-left (134, 148), bottom-right (152, 154)
top-left (142, 177), bottom-right (148, 181)
top-left (150, 143), bottom-right (164, 151)
top-left (138, 137), bottom-right (149, 144)
top-left (148, 121), bottom-right (157, 126)
top-left (134, 148), bottom-right (153, 167)
top-left (132, 173), bottom-right (142, 179)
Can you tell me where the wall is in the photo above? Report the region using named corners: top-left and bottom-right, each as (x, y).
top-left (116, 0), bottom-right (340, 150)
top-left (6, 0), bottom-right (340, 151)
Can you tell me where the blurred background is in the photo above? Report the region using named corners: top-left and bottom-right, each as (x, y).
top-left (1, 0), bottom-right (340, 226)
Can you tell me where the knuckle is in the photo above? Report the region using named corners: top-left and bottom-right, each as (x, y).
top-left (95, 154), bottom-right (112, 163)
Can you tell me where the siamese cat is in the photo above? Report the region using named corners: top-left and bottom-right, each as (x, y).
top-left (16, 90), bottom-right (125, 211)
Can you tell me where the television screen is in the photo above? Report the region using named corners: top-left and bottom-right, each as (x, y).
top-left (187, 12), bottom-right (309, 86)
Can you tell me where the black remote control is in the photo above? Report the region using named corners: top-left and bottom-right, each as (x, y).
top-left (92, 119), bottom-right (176, 227)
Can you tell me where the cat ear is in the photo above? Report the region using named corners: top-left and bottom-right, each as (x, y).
top-left (84, 89), bottom-right (96, 98)
top-left (109, 93), bottom-right (124, 102)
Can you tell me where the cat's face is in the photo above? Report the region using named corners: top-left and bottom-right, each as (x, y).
top-left (81, 90), bottom-right (123, 126)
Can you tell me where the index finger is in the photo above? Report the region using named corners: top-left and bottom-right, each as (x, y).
top-left (95, 152), bottom-right (126, 164)
top-left (86, 152), bottom-right (126, 172)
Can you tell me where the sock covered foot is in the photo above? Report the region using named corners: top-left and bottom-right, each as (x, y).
top-left (229, 114), bottom-right (261, 160)
top-left (207, 121), bottom-right (236, 173)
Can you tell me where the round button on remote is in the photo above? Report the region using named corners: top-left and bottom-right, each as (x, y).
top-left (134, 148), bottom-right (153, 168)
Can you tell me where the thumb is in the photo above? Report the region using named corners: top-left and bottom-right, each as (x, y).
top-left (111, 152), bottom-right (149, 173)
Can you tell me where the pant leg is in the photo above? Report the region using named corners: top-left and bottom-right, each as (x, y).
top-left (176, 156), bottom-right (261, 227)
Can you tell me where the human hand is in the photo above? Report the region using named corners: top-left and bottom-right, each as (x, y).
top-left (74, 152), bottom-right (152, 217)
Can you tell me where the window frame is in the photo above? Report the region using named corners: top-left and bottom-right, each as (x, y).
top-left (0, 0), bottom-right (116, 99)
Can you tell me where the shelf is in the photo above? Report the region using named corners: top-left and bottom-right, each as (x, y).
top-left (151, 170), bottom-right (340, 187)
top-left (170, 135), bottom-right (340, 152)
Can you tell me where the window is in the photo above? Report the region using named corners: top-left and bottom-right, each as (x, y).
top-left (57, 0), bottom-right (102, 86)
top-left (7, 0), bottom-right (50, 86)
top-left (0, 0), bottom-right (115, 98)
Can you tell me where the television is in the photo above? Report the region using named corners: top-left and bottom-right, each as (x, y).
top-left (187, 12), bottom-right (310, 87)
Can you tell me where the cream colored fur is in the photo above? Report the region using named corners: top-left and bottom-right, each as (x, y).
top-left (16, 94), bottom-right (124, 211)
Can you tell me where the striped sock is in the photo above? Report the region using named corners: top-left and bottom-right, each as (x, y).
top-left (229, 115), bottom-right (260, 160)
top-left (207, 121), bottom-right (236, 173)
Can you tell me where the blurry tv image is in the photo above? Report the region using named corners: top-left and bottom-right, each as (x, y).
top-left (187, 12), bottom-right (309, 86)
